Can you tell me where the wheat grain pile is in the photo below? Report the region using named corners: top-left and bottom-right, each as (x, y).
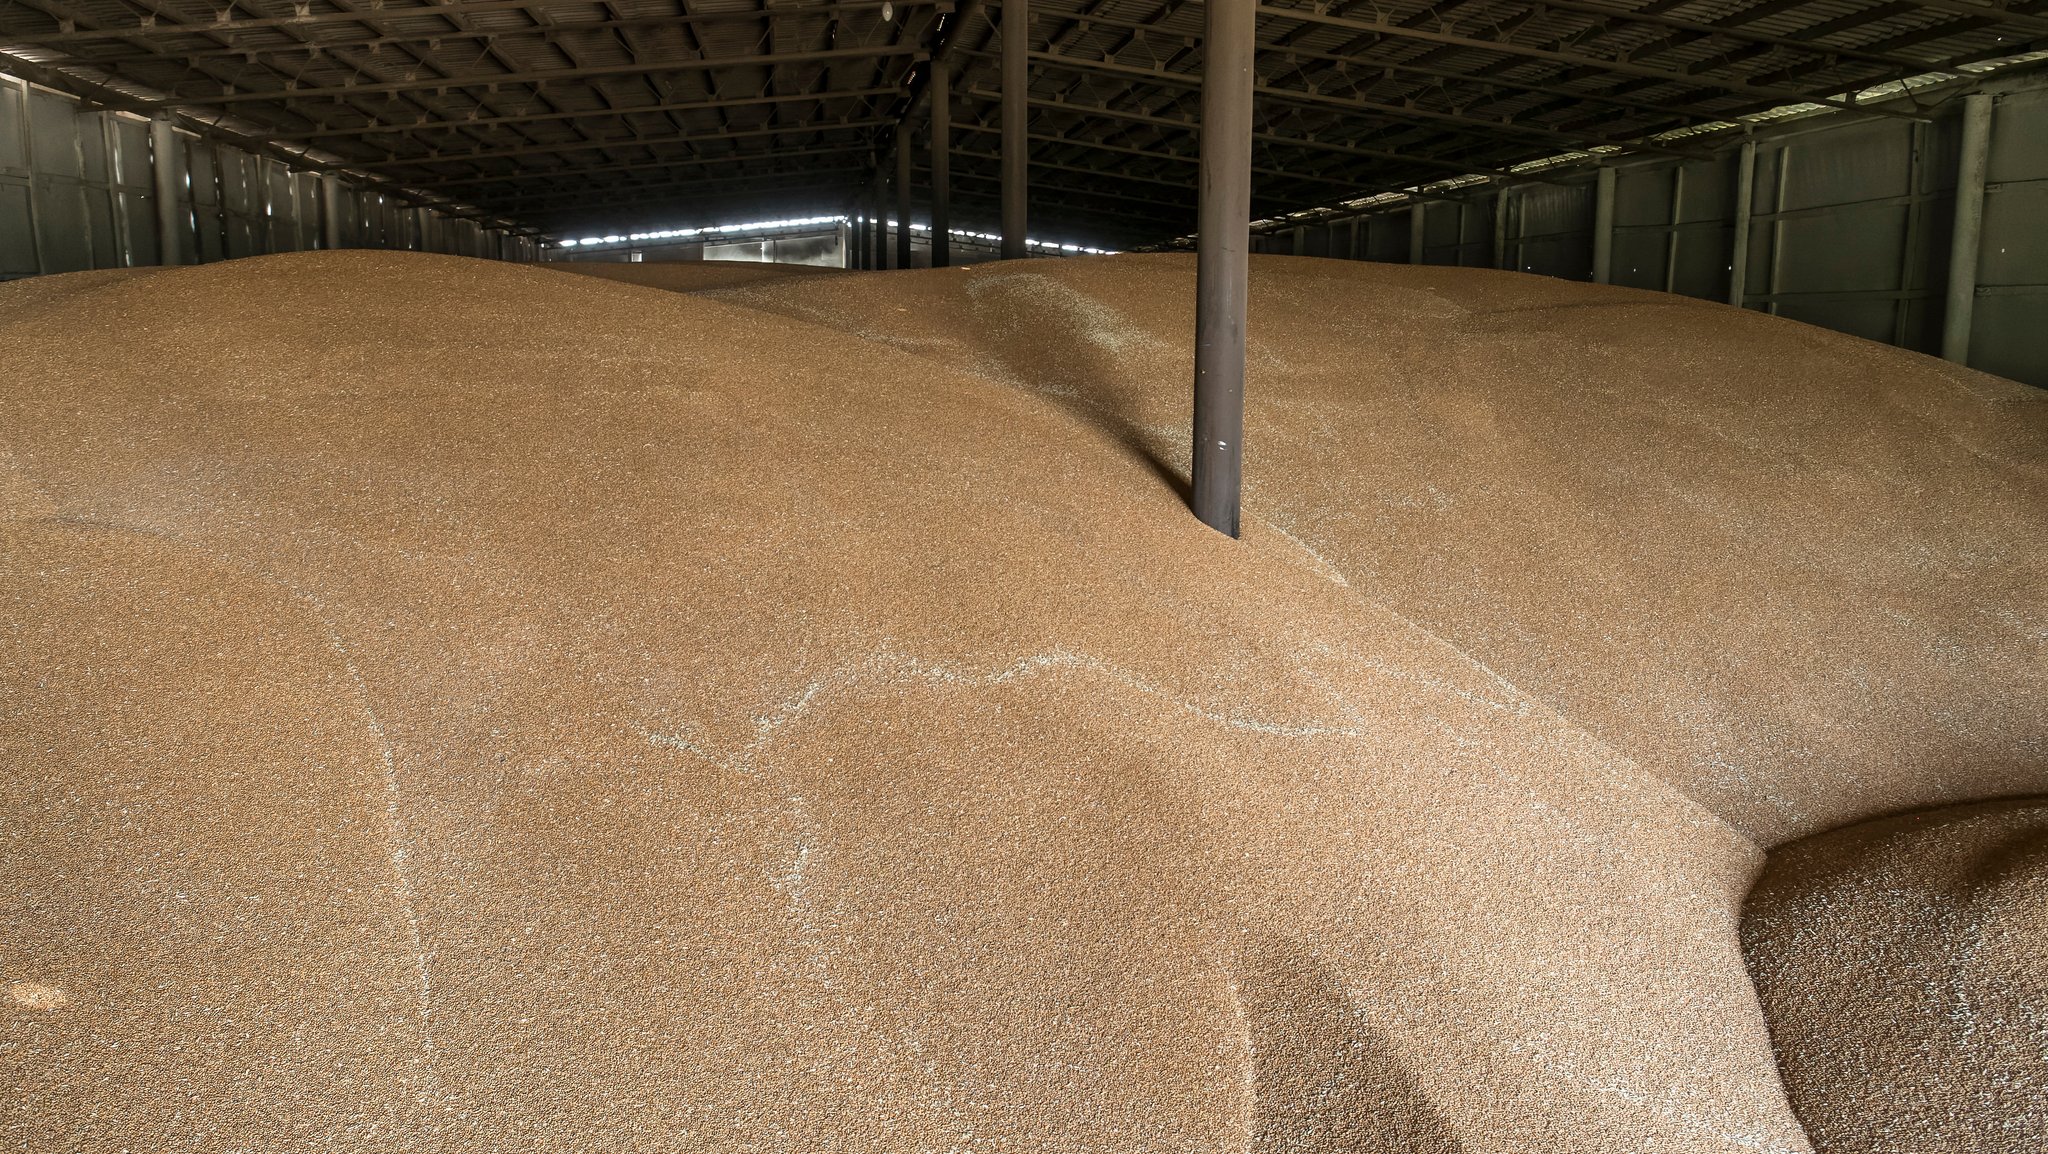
top-left (2, 250), bottom-right (2041, 1153)
top-left (1743, 799), bottom-right (2047, 1153)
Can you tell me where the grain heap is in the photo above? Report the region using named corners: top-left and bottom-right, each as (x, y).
top-left (1744, 799), bottom-right (2047, 1154)
top-left (552, 258), bottom-right (841, 293)
top-left (1, 250), bottom-right (2042, 1154)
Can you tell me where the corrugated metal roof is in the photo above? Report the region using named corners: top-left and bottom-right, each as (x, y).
top-left (0, 0), bottom-right (2040, 245)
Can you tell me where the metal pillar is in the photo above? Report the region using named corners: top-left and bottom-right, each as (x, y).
top-left (1591, 165), bottom-right (1616, 284)
top-left (1663, 167), bottom-right (1685, 294)
top-left (1941, 92), bottom-right (1993, 365)
top-left (1001, 0), bottom-right (1029, 259)
top-left (149, 116), bottom-right (184, 266)
top-left (872, 160), bottom-right (888, 270)
top-left (895, 123), bottom-right (913, 269)
top-left (1191, 0), bottom-right (1254, 540)
top-left (852, 208), bottom-right (867, 270)
top-left (1492, 187), bottom-right (1510, 271)
top-left (320, 175), bottom-right (345, 250)
top-left (931, 58), bottom-right (952, 268)
top-left (1409, 201), bottom-right (1425, 263)
top-left (1729, 140), bottom-right (1756, 307)
top-left (104, 119), bottom-right (133, 265)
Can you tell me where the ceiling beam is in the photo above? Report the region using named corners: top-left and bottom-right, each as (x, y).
top-left (410, 142), bottom-right (874, 189)
top-left (354, 117), bottom-right (897, 169)
top-left (1249, 3), bottom-right (1924, 120)
top-left (264, 86), bottom-right (907, 141)
top-left (0, 1), bottom-right (951, 44)
top-left (1015, 48), bottom-right (1719, 159)
top-left (131, 45), bottom-right (923, 108)
top-left (963, 84), bottom-right (1513, 177)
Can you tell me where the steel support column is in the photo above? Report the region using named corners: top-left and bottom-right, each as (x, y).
top-left (1663, 168), bottom-right (1685, 294)
top-left (1409, 201), bottom-right (1425, 263)
top-left (149, 115), bottom-right (183, 266)
top-left (1941, 93), bottom-right (1993, 364)
top-left (1492, 187), bottom-right (1510, 271)
top-left (1592, 166), bottom-right (1616, 284)
top-left (873, 186), bottom-right (885, 270)
top-left (871, 162), bottom-right (887, 270)
top-left (1001, 0), bottom-right (1028, 259)
top-left (1729, 140), bottom-right (1756, 307)
top-left (895, 122), bottom-right (913, 268)
top-left (1192, 0), bottom-right (1254, 539)
top-left (931, 58), bottom-right (952, 268)
top-left (321, 174), bottom-right (345, 249)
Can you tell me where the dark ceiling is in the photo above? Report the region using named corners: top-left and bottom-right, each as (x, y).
top-left (2, 0), bottom-right (2043, 248)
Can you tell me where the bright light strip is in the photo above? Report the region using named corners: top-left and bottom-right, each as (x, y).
top-left (552, 213), bottom-right (1114, 255)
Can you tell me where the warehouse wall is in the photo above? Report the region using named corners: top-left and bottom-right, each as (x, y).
top-left (1264, 78), bottom-right (2048, 388)
top-left (0, 73), bottom-right (537, 280)
top-left (553, 229), bottom-right (843, 266)
top-left (547, 224), bottom-right (1035, 268)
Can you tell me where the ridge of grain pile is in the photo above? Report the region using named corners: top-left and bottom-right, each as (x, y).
top-left (1743, 799), bottom-right (2048, 1153)
top-left (2, 250), bottom-right (2041, 1153)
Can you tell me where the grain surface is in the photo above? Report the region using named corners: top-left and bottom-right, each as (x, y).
top-left (1, 250), bottom-right (2041, 1153)
top-left (1743, 800), bottom-right (2048, 1153)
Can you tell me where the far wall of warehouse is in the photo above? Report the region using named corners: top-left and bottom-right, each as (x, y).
top-left (547, 223), bottom-right (1029, 268)
top-left (9, 67), bottom-right (2040, 391)
top-left (1261, 75), bottom-right (2047, 389)
top-left (0, 72), bottom-right (535, 280)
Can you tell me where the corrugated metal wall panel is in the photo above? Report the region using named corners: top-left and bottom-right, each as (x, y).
top-left (1305, 78), bottom-right (2044, 386)
top-left (112, 116), bottom-right (155, 267)
top-left (0, 75), bottom-right (534, 281)
top-left (0, 78), bottom-right (36, 276)
top-left (1970, 86), bottom-right (2048, 384)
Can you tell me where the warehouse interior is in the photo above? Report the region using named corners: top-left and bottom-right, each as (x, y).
top-left (2, 2), bottom-right (2045, 1152)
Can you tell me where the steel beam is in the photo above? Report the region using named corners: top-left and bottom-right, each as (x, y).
top-left (271, 87), bottom-right (907, 141)
top-left (1193, 0), bottom-right (1254, 540)
top-left (1592, 165), bottom-right (1616, 284)
top-left (997, 11), bottom-right (1736, 129)
top-left (149, 115), bottom-right (183, 265)
top-left (896, 121), bottom-right (913, 268)
top-left (1508, 0), bottom-right (1941, 73)
top-left (1014, 48), bottom-right (1711, 162)
top-left (513, 176), bottom-right (868, 223)
top-left (1248, 3), bottom-right (1917, 121)
top-left (951, 116), bottom-right (1385, 192)
top-left (1941, 92), bottom-right (1993, 364)
top-left (932, 56), bottom-right (952, 267)
top-left (133, 46), bottom-right (920, 109)
top-left (1001, 0), bottom-right (1028, 258)
top-left (931, 163), bottom-right (1194, 218)
top-left (354, 118), bottom-right (897, 170)
top-left (415, 142), bottom-right (872, 188)
top-left (1729, 139), bottom-right (1756, 306)
top-left (962, 85), bottom-right (1512, 178)
top-left (872, 158), bottom-right (888, 270)
top-left (1492, 186), bottom-right (1510, 271)
top-left (14, 74), bottom-right (45, 275)
top-left (20, 3), bottom-right (951, 53)
top-left (321, 173), bottom-right (345, 249)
